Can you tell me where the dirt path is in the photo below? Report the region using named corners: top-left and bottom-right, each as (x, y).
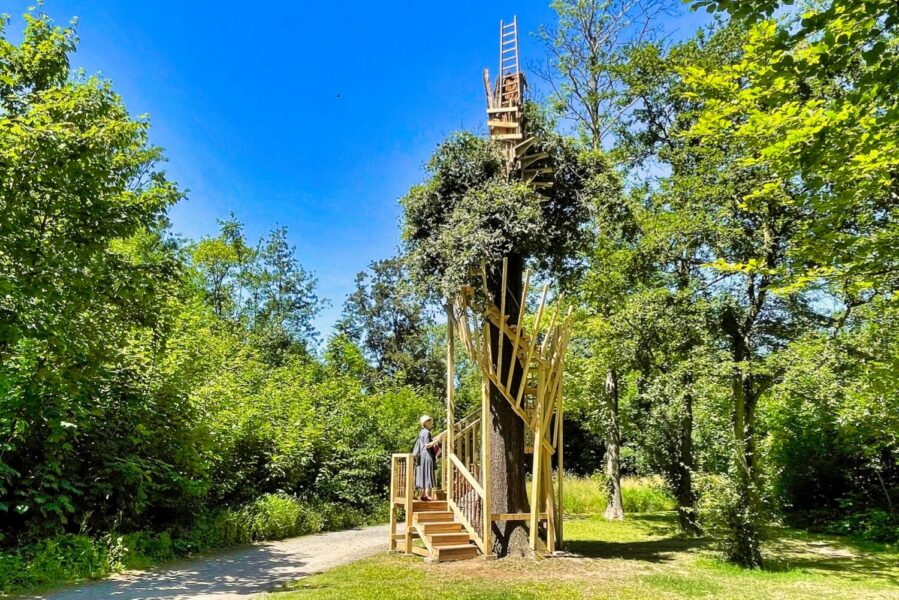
top-left (28, 525), bottom-right (390, 600)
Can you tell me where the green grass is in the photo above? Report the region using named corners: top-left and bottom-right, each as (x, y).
top-left (265, 513), bottom-right (899, 600)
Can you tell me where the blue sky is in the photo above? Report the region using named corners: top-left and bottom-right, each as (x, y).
top-left (5, 1), bottom-right (709, 337)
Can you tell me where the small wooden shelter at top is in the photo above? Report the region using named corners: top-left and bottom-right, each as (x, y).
top-left (388, 17), bottom-right (569, 562)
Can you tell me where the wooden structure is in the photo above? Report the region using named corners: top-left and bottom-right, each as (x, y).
top-left (389, 17), bottom-right (570, 563)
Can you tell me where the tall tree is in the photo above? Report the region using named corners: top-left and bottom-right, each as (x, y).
top-left (338, 257), bottom-right (442, 395)
top-left (401, 119), bottom-right (599, 556)
top-left (0, 10), bottom-right (183, 534)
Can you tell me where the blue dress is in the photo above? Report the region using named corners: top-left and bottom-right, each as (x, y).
top-left (415, 427), bottom-right (437, 490)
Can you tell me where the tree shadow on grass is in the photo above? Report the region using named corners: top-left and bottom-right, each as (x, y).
top-left (765, 534), bottom-right (899, 585)
top-left (566, 535), bottom-right (709, 563)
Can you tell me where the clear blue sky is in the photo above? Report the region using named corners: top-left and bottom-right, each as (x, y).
top-left (5, 1), bottom-right (709, 337)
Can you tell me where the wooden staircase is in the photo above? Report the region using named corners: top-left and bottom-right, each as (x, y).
top-left (411, 496), bottom-right (480, 562)
top-left (389, 461), bottom-right (481, 562)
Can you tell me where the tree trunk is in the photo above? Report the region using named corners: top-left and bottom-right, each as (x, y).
top-left (486, 254), bottom-right (532, 557)
top-left (723, 305), bottom-right (763, 567)
top-left (675, 373), bottom-right (700, 535)
top-left (603, 369), bottom-right (624, 521)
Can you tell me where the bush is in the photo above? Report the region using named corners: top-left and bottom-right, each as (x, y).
top-left (696, 474), bottom-right (767, 568)
top-left (0, 495), bottom-right (386, 594)
top-left (827, 509), bottom-right (899, 544)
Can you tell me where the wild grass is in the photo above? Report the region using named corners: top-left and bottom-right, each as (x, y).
top-left (561, 474), bottom-right (675, 515)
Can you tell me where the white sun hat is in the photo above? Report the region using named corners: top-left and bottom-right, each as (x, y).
top-left (420, 415), bottom-right (432, 426)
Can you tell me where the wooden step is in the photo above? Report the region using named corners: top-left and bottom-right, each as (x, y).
top-left (428, 532), bottom-right (471, 546)
top-left (434, 543), bottom-right (479, 562)
top-left (414, 510), bottom-right (454, 523)
top-left (420, 521), bottom-right (464, 534)
top-left (413, 500), bottom-right (447, 511)
top-left (433, 489), bottom-right (446, 501)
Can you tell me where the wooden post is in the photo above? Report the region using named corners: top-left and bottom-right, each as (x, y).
top-left (529, 366), bottom-right (546, 549)
top-left (557, 378), bottom-right (565, 548)
top-left (481, 377), bottom-right (493, 555)
top-left (389, 456), bottom-right (397, 551)
top-left (404, 454), bottom-right (414, 555)
top-left (497, 258), bottom-right (508, 386)
top-left (446, 304), bottom-right (455, 502)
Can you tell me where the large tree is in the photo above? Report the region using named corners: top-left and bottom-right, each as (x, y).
top-left (337, 257), bottom-right (443, 395)
top-left (401, 116), bottom-right (601, 556)
top-left (0, 10), bottom-right (183, 535)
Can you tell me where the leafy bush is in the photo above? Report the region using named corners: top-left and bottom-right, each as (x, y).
top-left (827, 509), bottom-right (899, 544)
top-left (696, 474), bottom-right (768, 567)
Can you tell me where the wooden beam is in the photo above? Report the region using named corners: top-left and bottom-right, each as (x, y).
top-left (404, 453), bottom-right (414, 554)
top-left (497, 258), bottom-right (508, 387)
top-left (487, 106), bottom-right (519, 114)
top-left (519, 152), bottom-right (550, 168)
top-left (492, 512), bottom-right (548, 521)
top-left (488, 120), bottom-right (520, 128)
top-left (505, 270), bottom-right (530, 393)
top-left (481, 377), bottom-right (493, 554)
top-left (516, 284), bottom-right (549, 407)
top-left (492, 133), bottom-right (524, 141)
top-left (445, 304), bottom-right (455, 503)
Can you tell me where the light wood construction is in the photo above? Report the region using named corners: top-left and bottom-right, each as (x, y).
top-left (389, 15), bottom-right (570, 562)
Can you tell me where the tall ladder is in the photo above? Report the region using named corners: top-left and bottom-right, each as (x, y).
top-left (499, 17), bottom-right (521, 108)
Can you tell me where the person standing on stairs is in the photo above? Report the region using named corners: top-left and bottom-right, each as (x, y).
top-left (414, 415), bottom-right (439, 501)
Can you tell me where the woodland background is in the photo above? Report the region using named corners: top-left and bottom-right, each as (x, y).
top-left (0, 0), bottom-right (897, 589)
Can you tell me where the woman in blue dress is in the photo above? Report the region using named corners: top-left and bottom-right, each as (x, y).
top-left (414, 415), bottom-right (439, 501)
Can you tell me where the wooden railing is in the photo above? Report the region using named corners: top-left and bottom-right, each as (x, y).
top-left (388, 453), bottom-right (414, 553)
top-left (448, 452), bottom-right (486, 552)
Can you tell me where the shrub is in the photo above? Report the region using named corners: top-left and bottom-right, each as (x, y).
top-left (827, 509), bottom-right (899, 544)
top-left (696, 474), bottom-right (768, 567)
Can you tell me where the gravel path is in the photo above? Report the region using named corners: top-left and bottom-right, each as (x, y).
top-left (28, 525), bottom-right (390, 600)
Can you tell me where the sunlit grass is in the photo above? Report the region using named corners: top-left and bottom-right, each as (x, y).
top-left (265, 512), bottom-right (899, 600)
top-left (561, 474), bottom-right (675, 515)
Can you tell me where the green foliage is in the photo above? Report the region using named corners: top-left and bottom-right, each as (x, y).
top-left (338, 257), bottom-right (443, 395)
top-left (562, 475), bottom-right (676, 515)
top-left (696, 474), bottom-right (769, 568)
top-left (400, 120), bottom-right (597, 298)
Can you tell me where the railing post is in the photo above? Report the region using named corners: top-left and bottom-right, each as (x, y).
top-left (481, 378), bottom-right (493, 555)
top-left (446, 304), bottom-right (455, 502)
top-left (389, 455), bottom-right (397, 551)
top-left (404, 453), bottom-right (414, 555)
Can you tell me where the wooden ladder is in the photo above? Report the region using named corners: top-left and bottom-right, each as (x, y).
top-left (499, 17), bottom-right (521, 107)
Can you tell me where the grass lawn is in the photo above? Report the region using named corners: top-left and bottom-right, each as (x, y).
top-left (263, 512), bottom-right (899, 599)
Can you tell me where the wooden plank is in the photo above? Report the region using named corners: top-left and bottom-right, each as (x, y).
top-left (481, 377), bottom-right (493, 554)
top-left (404, 453), bottom-right (414, 554)
top-left (389, 456), bottom-right (398, 550)
top-left (492, 512), bottom-right (548, 521)
top-left (487, 106), bottom-right (519, 114)
top-left (519, 152), bottom-right (550, 168)
top-left (514, 137), bottom-right (536, 155)
top-left (557, 377), bottom-right (565, 547)
top-left (492, 133), bottom-right (524, 141)
top-left (516, 285), bottom-right (549, 407)
top-left (532, 181), bottom-right (554, 189)
top-left (447, 497), bottom-right (487, 553)
top-left (497, 258), bottom-right (508, 387)
top-left (449, 453), bottom-right (485, 497)
top-left (505, 270), bottom-right (530, 393)
top-left (488, 120), bottom-right (520, 128)
top-left (445, 304), bottom-right (455, 503)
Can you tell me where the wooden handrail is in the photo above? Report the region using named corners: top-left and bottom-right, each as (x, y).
top-left (449, 453), bottom-right (485, 497)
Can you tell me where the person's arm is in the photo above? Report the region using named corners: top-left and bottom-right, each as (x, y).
top-left (425, 431), bottom-right (439, 448)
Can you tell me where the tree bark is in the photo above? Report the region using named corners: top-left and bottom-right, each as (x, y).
top-left (603, 369), bottom-right (624, 521)
top-left (675, 372), bottom-right (700, 535)
top-left (485, 253), bottom-right (532, 557)
top-left (722, 304), bottom-right (763, 568)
